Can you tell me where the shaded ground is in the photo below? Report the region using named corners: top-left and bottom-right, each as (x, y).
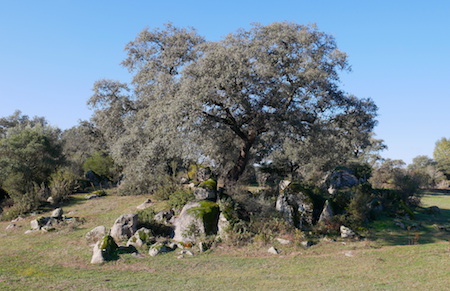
top-left (368, 189), bottom-right (450, 246)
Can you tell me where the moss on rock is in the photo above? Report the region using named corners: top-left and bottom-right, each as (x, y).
top-left (187, 200), bottom-right (220, 235)
top-left (99, 235), bottom-right (118, 260)
top-left (198, 179), bottom-right (217, 191)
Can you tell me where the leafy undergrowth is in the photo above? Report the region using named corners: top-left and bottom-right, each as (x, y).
top-left (0, 191), bottom-right (449, 290)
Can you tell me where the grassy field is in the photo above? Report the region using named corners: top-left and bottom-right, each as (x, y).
top-left (1, 191), bottom-right (449, 290)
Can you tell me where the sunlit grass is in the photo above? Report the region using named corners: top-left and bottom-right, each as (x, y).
top-left (0, 190), bottom-right (449, 290)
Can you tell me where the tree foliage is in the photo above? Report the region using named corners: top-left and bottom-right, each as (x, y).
top-left (434, 137), bottom-right (450, 177)
top-left (61, 121), bottom-right (106, 176)
top-left (82, 150), bottom-right (118, 181)
top-left (88, 22), bottom-right (379, 193)
top-left (407, 155), bottom-right (444, 188)
top-left (0, 112), bottom-right (63, 212)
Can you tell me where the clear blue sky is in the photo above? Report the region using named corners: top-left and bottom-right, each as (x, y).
top-left (1, 0), bottom-right (449, 164)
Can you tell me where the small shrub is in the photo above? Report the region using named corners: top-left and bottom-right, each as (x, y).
top-left (251, 216), bottom-right (295, 246)
top-left (152, 174), bottom-right (181, 200)
top-left (2, 181), bottom-right (45, 218)
top-left (82, 151), bottom-right (118, 182)
top-left (49, 169), bottom-right (78, 204)
top-left (168, 189), bottom-right (195, 211)
top-left (347, 183), bottom-right (373, 225)
top-left (225, 221), bottom-right (253, 247)
top-left (136, 207), bottom-right (173, 237)
top-left (187, 164), bottom-right (199, 181)
top-left (314, 215), bottom-right (344, 236)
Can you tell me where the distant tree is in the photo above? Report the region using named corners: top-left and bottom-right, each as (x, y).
top-left (61, 121), bottom-right (106, 176)
top-left (370, 159), bottom-right (406, 188)
top-left (407, 155), bottom-right (444, 187)
top-left (267, 129), bottom-right (384, 181)
top-left (408, 155), bottom-right (435, 171)
top-left (433, 137), bottom-right (450, 177)
top-left (89, 22), bottom-right (378, 192)
top-left (0, 110), bottom-right (47, 137)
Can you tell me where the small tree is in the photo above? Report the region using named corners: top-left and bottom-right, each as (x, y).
top-left (0, 112), bottom-right (63, 213)
top-left (434, 138), bottom-right (450, 178)
top-left (61, 121), bottom-right (106, 176)
top-left (49, 169), bottom-right (78, 204)
top-left (407, 155), bottom-right (444, 188)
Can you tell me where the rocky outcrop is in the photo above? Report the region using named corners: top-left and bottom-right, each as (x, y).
top-left (154, 210), bottom-right (175, 224)
top-left (136, 199), bottom-right (152, 210)
top-left (51, 208), bottom-right (63, 219)
top-left (268, 246), bottom-right (279, 254)
top-left (31, 215), bottom-right (59, 231)
top-left (217, 212), bottom-right (231, 240)
top-left (318, 200), bottom-right (334, 223)
top-left (126, 227), bottom-right (153, 249)
top-left (173, 200), bottom-right (220, 243)
top-left (110, 214), bottom-right (138, 242)
top-left (148, 241), bottom-right (176, 257)
top-left (276, 184), bottom-right (314, 229)
top-left (28, 208), bottom-right (81, 233)
top-left (426, 206), bottom-right (440, 215)
top-left (279, 180), bottom-right (291, 192)
top-left (326, 168), bottom-right (359, 195)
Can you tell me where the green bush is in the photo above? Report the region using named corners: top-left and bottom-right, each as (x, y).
top-left (347, 183), bottom-right (373, 225)
top-left (82, 151), bottom-right (118, 182)
top-left (1, 183), bottom-right (44, 219)
top-left (251, 216), bottom-right (295, 245)
top-left (151, 174), bottom-right (181, 200)
top-left (49, 169), bottom-right (78, 204)
top-left (168, 189), bottom-right (195, 211)
top-left (198, 179), bottom-right (217, 190)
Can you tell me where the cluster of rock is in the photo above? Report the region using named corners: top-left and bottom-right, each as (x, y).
top-left (88, 167), bottom-right (364, 264)
top-left (89, 172), bottom-right (226, 264)
top-left (88, 211), bottom-right (212, 264)
top-left (25, 208), bottom-right (82, 233)
top-left (275, 180), bottom-right (334, 229)
top-left (274, 167), bottom-right (362, 238)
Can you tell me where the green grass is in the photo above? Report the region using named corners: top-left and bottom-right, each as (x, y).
top-left (1, 191), bottom-right (449, 290)
top-left (367, 190), bottom-right (450, 246)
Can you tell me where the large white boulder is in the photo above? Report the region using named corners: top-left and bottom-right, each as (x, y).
top-left (173, 200), bottom-right (220, 243)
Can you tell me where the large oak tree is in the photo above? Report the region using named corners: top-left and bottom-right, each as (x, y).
top-left (89, 22), bottom-right (378, 191)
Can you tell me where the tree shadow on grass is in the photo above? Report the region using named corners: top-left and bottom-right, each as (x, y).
top-left (420, 189), bottom-right (450, 196)
top-left (368, 207), bottom-right (450, 246)
top-left (38, 194), bottom-right (90, 214)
